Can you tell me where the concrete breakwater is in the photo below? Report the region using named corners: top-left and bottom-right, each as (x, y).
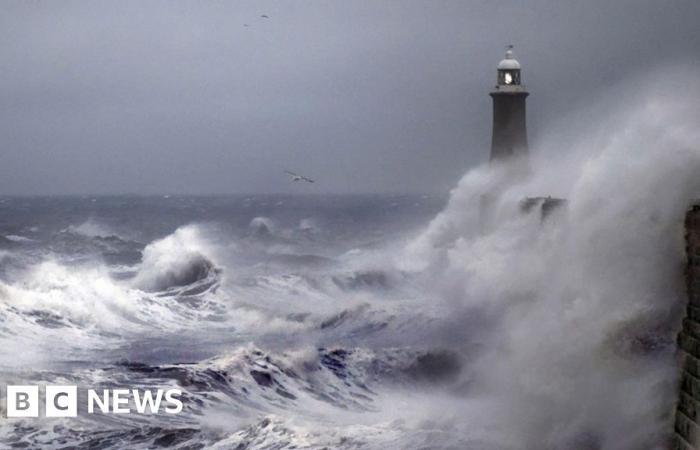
top-left (674, 204), bottom-right (700, 449)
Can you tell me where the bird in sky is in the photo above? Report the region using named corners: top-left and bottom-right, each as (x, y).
top-left (285, 170), bottom-right (315, 183)
top-left (261, 14), bottom-right (269, 19)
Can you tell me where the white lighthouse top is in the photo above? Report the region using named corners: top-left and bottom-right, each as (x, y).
top-left (497, 46), bottom-right (521, 70)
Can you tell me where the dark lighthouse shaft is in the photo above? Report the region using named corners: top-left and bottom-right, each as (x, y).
top-left (489, 45), bottom-right (529, 164)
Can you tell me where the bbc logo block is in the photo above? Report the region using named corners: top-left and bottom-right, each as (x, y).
top-left (7, 386), bottom-right (39, 417)
top-left (45, 386), bottom-right (78, 417)
top-left (6, 385), bottom-right (77, 418)
top-left (3, 385), bottom-right (182, 418)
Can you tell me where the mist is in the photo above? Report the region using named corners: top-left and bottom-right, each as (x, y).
top-left (400, 65), bottom-right (700, 448)
top-left (1, 0), bottom-right (699, 195)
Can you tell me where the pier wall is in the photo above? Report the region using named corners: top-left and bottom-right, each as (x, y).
top-left (674, 204), bottom-right (700, 449)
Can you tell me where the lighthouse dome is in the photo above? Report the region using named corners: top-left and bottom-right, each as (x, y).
top-left (497, 47), bottom-right (521, 69)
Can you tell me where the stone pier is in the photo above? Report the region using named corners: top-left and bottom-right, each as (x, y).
top-left (674, 203), bottom-right (700, 449)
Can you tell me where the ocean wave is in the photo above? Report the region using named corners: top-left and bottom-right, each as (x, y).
top-left (62, 219), bottom-right (123, 239)
top-left (249, 217), bottom-right (275, 238)
top-left (298, 217), bottom-right (320, 233)
top-left (400, 68), bottom-right (700, 449)
top-left (112, 345), bottom-right (464, 414)
top-left (132, 225), bottom-right (220, 292)
top-left (3, 234), bottom-right (35, 243)
top-left (332, 269), bottom-right (392, 291)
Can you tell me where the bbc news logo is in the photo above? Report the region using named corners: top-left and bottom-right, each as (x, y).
top-left (4, 386), bottom-right (183, 417)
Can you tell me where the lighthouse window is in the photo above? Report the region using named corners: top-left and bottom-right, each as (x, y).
top-left (504, 72), bottom-right (513, 85)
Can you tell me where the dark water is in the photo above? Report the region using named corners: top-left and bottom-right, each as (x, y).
top-left (0, 194), bottom-right (487, 449)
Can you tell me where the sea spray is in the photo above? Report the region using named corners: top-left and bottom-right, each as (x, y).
top-left (132, 224), bottom-right (220, 292)
top-left (402, 66), bottom-right (700, 449)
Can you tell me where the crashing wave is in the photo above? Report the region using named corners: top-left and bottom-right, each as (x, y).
top-left (332, 270), bottom-right (392, 291)
top-left (400, 68), bottom-right (700, 449)
top-left (62, 219), bottom-right (122, 239)
top-left (249, 217), bottom-right (275, 238)
top-left (299, 217), bottom-right (320, 233)
top-left (52, 220), bottom-right (143, 265)
top-left (132, 225), bottom-right (220, 292)
top-left (110, 345), bottom-right (463, 416)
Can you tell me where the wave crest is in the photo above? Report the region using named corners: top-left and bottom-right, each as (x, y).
top-left (132, 225), bottom-right (220, 292)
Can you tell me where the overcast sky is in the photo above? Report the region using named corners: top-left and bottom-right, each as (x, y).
top-left (0, 0), bottom-right (698, 195)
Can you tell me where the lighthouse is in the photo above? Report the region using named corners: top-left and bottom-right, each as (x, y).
top-left (489, 46), bottom-right (529, 164)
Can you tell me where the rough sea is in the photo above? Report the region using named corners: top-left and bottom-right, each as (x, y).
top-left (2, 68), bottom-right (700, 450)
top-left (0, 194), bottom-right (484, 450)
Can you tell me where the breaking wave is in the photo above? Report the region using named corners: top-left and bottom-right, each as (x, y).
top-left (132, 225), bottom-right (220, 292)
top-left (1, 67), bottom-right (699, 449)
top-left (400, 66), bottom-right (700, 449)
top-left (249, 216), bottom-right (275, 238)
top-left (63, 219), bottom-right (122, 239)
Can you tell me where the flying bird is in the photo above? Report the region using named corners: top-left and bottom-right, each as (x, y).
top-left (285, 170), bottom-right (315, 183)
top-left (261, 14), bottom-right (269, 18)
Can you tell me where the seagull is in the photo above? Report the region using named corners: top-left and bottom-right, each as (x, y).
top-left (285, 170), bottom-right (315, 183)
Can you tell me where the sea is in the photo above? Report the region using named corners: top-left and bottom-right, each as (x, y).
top-left (0, 194), bottom-right (490, 450)
top-left (1, 69), bottom-right (697, 450)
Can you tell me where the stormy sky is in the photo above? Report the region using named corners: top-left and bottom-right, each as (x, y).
top-left (0, 0), bottom-right (698, 195)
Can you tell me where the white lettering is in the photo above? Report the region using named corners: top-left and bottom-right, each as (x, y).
top-left (87, 389), bottom-right (110, 414)
top-left (164, 389), bottom-right (183, 414)
top-left (133, 389), bottom-right (163, 414)
top-left (112, 389), bottom-right (130, 414)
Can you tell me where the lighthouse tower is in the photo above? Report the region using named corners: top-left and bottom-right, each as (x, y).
top-left (489, 46), bottom-right (529, 164)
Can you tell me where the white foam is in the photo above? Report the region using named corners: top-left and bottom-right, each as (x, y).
top-left (401, 65), bottom-right (700, 448)
top-left (132, 224), bottom-right (219, 291)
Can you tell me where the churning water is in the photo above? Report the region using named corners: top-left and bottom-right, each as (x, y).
top-left (0, 194), bottom-right (468, 449)
top-left (1, 68), bottom-right (700, 449)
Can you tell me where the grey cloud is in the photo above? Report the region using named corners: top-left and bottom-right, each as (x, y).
top-left (0, 0), bottom-right (698, 194)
